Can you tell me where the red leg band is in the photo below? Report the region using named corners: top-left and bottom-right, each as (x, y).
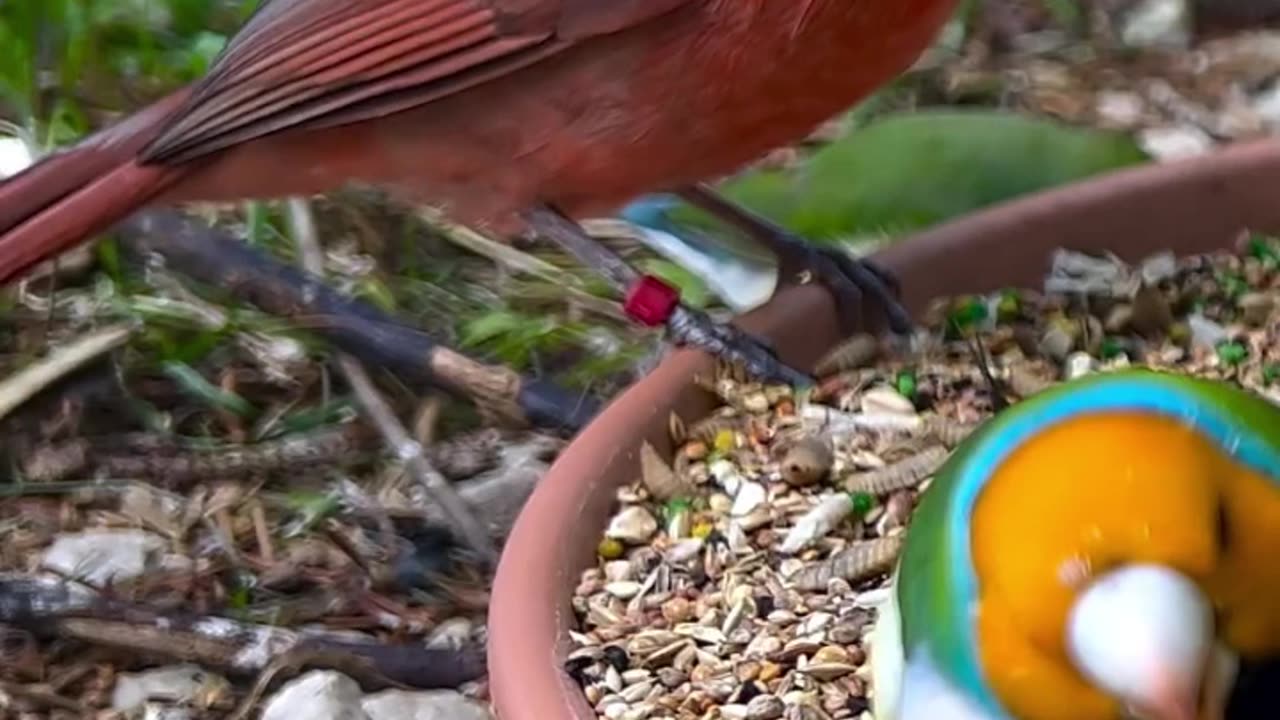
top-left (623, 274), bottom-right (681, 327)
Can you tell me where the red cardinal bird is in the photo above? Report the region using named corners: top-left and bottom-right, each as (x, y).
top-left (0, 0), bottom-right (956, 382)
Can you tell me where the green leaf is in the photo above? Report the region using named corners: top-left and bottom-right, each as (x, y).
top-left (353, 276), bottom-right (399, 313)
top-left (668, 110), bottom-right (1149, 247)
top-left (895, 370), bottom-right (918, 400)
top-left (162, 360), bottom-right (257, 418)
top-left (1216, 341), bottom-right (1248, 366)
top-left (279, 489), bottom-right (342, 537)
top-left (460, 310), bottom-right (525, 347)
top-left (849, 491), bottom-right (876, 517)
top-left (259, 399), bottom-right (357, 440)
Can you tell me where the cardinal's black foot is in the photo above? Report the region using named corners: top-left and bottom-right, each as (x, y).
top-left (666, 305), bottom-right (814, 386)
top-left (678, 184), bottom-right (914, 336)
top-left (774, 238), bottom-right (912, 336)
top-left (523, 205), bottom-right (815, 387)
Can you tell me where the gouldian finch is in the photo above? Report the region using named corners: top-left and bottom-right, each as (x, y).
top-left (871, 368), bottom-right (1280, 720)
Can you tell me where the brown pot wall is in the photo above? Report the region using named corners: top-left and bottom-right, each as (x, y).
top-left (488, 138), bottom-right (1280, 720)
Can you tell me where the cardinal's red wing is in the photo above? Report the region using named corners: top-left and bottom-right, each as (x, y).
top-left (140, 0), bottom-right (692, 165)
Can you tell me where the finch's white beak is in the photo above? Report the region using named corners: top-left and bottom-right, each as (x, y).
top-left (1066, 564), bottom-right (1220, 720)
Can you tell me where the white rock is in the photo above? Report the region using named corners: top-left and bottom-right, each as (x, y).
top-left (1095, 91), bottom-right (1145, 129)
top-left (142, 705), bottom-right (196, 720)
top-left (1138, 251), bottom-right (1178, 286)
top-left (425, 617), bottom-right (474, 650)
top-left (604, 560), bottom-right (636, 583)
top-left (859, 387), bottom-right (916, 416)
top-left (621, 705), bottom-right (654, 720)
top-left (1188, 313), bottom-right (1229, 349)
top-left (1252, 81), bottom-right (1280, 131)
top-left (112, 664), bottom-right (221, 711)
top-left (42, 530), bottom-right (165, 586)
top-left (261, 671), bottom-right (367, 720)
top-left (606, 507), bottom-right (658, 545)
top-left (606, 581), bottom-right (644, 600)
top-left (0, 136), bottom-right (33, 179)
top-left (710, 459), bottom-right (745, 496)
top-left (708, 493), bottom-right (734, 515)
top-left (1138, 125), bottom-right (1215, 162)
top-left (602, 702), bottom-right (630, 720)
top-left (730, 481), bottom-right (767, 517)
top-left (362, 689), bottom-right (491, 720)
top-left (621, 669), bottom-right (652, 685)
top-left (665, 539), bottom-right (704, 565)
top-left (1120, 0), bottom-right (1190, 49)
top-left (778, 494), bottom-right (854, 554)
top-left (725, 521), bottom-right (751, 553)
top-left (1064, 352), bottom-right (1097, 380)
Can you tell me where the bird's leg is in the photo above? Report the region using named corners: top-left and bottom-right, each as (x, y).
top-left (677, 183), bottom-right (913, 336)
top-left (523, 205), bottom-right (814, 387)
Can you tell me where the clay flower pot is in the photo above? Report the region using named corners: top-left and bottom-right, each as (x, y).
top-left (488, 138), bottom-right (1280, 719)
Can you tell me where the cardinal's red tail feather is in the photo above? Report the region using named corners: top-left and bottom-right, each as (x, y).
top-left (0, 88), bottom-right (192, 283)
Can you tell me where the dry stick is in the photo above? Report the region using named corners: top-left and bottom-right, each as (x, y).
top-left (0, 574), bottom-right (485, 690)
top-left (19, 424), bottom-right (374, 484)
top-left (0, 679), bottom-right (88, 714)
top-left (116, 210), bottom-right (598, 434)
top-left (0, 322), bottom-right (135, 422)
top-left (285, 198), bottom-right (496, 567)
top-left (422, 210), bottom-right (628, 321)
top-left (17, 426), bottom-right (508, 486)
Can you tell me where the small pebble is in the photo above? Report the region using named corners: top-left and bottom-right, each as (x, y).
top-left (607, 507), bottom-right (659, 545)
top-left (779, 437), bottom-right (834, 487)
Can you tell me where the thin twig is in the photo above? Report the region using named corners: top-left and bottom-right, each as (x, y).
top-left (285, 198), bottom-right (497, 567)
top-left (0, 574), bottom-right (486, 689)
top-left (964, 323), bottom-right (1008, 411)
top-left (0, 322), bottom-right (135, 422)
top-left (15, 426), bottom-right (513, 487)
top-left (418, 208), bottom-right (576, 286)
top-left (0, 679), bottom-right (88, 713)
top-left (19, 424), bottom-right (374, 484)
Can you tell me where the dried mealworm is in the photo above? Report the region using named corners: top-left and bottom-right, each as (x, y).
top-left (920, 416), bottom-right (980, 448)
top-left (21, 425), bottom-right (372, 484)
top-left (788, 536), bottom-right (904, 591)
top-left (814, 334), bottom-right (880, 376)
top-left (843, 445), bottom-right (948, 495)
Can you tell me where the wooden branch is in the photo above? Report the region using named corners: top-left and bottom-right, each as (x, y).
top-left (0, 574), bottom-right (485, 690)
top-left (116, 209), bottom-right (599, 434)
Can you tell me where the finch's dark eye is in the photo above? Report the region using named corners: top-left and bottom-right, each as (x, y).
top-left (1216, 499), bottom-right (1231, 553)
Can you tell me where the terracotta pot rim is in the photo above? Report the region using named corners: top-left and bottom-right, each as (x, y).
top-left (488, 138), bottom-right (1280, 719)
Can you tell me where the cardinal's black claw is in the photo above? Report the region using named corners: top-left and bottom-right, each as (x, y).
top-left (788, 244), bottom-right (912, 337)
